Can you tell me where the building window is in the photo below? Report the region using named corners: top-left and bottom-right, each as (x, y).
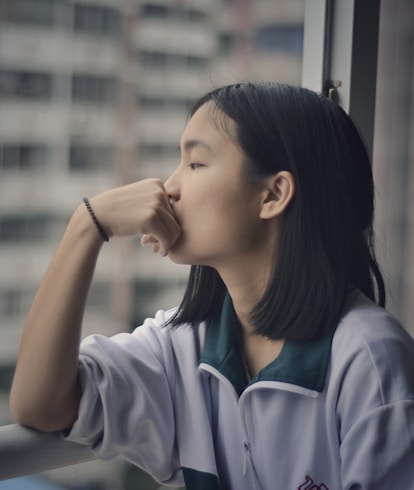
top-left (255, 25), bottom-right (304, 55)
top-left (0, 145), bottom-right (48, 171)
top-left (0, 290), bottom-right (22, 317)
top-left (73, 4), bottom-right (120, 37)
top-left (139, 51), bottom-right (207, 69)
top-left (140, 3), bottom-right (206, 22)
top-left (0, 70), bottom-right (52, 100)
top-left (138, 95), bottom-right (194, 111)
top-left (0, 215), bottom-right (52, 243)
top-left (72, 74), bottom-right (117, 104)
top-left (0, 366), bottom-right (15, 394)
top-left (140, 3), bottom-right (168, 19)
top-left (69, 145), bottom-right (115, 171)
top-left (0, 0), bottom-right (59, 27)
top-left (139, 143), bottom-right (179, 160)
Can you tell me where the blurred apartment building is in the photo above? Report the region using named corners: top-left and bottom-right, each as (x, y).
top-left (0, 0), bottom-right (303, 480)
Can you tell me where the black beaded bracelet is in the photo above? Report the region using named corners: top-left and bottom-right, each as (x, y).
top-left (83, 197), bottom-right (109, 242)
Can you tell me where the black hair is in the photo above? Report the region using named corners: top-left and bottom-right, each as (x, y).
top-left (168, 82), bottom-right (385, 342)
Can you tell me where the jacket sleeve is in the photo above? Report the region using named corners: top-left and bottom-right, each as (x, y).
top-left (340, 400), bottom-right (414, 489)
top-left (334, 306), bottom-right (414, 489)
top-left (63, 309), bottom-right (184, 487)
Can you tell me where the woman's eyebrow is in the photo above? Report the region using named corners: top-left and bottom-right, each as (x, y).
top-left (180, 139), bottom-right (212, 153)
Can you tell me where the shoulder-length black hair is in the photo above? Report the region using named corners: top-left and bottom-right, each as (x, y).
top-left (168, 82), bottom-right (385, 342)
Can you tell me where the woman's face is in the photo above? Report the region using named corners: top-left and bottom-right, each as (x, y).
top-left (165, 102), bottom-right (272, 271)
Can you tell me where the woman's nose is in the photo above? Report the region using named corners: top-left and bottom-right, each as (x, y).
top-left (164, 171), bottom-right (180, 201)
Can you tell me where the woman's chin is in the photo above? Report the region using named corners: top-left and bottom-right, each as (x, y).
top-left (167, 245), bottom-right (201, 267)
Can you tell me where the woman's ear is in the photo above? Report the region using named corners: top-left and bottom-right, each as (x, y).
top-left (259, 171), bottom-right (295, 219)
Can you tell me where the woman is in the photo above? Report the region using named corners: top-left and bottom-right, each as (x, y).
top-left (10, 83), bottom-right (414, 489)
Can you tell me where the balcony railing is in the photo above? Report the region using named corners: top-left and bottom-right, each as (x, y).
top-left (0, 423), bottom-right (96, 481)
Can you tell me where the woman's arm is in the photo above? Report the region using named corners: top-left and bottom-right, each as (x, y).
top-left (9, 179), bottom-right (180, 432)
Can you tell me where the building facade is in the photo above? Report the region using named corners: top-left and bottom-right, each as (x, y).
top-left (0, 0), bottom-right (304, 487)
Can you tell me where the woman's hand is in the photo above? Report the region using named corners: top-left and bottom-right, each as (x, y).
top-left (90, 179), bottom-right (181, 256)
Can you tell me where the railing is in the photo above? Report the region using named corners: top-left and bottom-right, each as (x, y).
top-left (0, 423), bottom-right (96, 481)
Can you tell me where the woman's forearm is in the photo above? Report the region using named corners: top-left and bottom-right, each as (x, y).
top-left (9, 180), bottom-right (180, 432)
top-left (10, 203), bottom-right (104, 431)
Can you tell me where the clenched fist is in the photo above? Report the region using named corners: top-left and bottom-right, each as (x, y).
top-left (89, 179), bottom-right (181, 256)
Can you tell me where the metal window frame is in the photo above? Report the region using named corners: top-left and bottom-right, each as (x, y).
top-left (302, 0), bottom-right (381, 159)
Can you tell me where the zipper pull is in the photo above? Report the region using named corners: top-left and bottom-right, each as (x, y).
top-left (242, 441), bottom-right (250, 476)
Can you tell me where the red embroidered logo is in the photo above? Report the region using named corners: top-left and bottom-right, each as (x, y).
top-left (298, 475), bottom-right (330, 490)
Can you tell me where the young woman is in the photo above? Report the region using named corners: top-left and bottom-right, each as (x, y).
top-left (10, 83), bottom-right (414, 489)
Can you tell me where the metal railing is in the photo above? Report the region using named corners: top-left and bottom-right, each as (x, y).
top-left (0, 423), bottom-right (96, 481)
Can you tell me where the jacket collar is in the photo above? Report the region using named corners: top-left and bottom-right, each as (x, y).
top-left (199, 294), bottom-right (335, 397)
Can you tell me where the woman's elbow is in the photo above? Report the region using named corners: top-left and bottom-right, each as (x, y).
top-left (9, 389), bottom-right (79, 433)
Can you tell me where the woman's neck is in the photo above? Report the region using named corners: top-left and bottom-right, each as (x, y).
top-left (217, 263), bottom-right (285, 378)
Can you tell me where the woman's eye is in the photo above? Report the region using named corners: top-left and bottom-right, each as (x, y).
top-left (189, 163), bottom-right (203, 170)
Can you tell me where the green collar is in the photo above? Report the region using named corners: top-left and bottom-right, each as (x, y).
top-left (199, 294), bottom-right (335, 397)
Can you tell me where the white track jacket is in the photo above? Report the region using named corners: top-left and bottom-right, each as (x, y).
top-left (65, 292), bottom-right (414, 489)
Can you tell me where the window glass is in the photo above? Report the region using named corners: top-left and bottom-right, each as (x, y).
top-left (0, 0), bottom-right (58, 27)
top-left (139, 3), bottom-right (207, 22)
top-left (0, 144), bottom-right (48, 171)
top-left (69, 144), bottom-right (115, 171)
top-left (139, 143), bottom-right (179, 160)
top-left (0, 70), bottom-right (52, 100)
top-left (255, 25), bottom-right (303, 54)
top-left (0, 289), bottom-right (21, 317)
top-left (73, 4), bottom-right (120, 37)
top-left (72, 74), bottom-right (117, 104)
top-left (139, 51), bottom-right (208, 69)
top-left (138, 95), bottom-right (194, 110)
top-left (0, 215), bottom-right (53, 243)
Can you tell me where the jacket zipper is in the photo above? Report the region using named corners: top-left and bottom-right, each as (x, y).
top-left (242, 440), bottom-right (250, 476)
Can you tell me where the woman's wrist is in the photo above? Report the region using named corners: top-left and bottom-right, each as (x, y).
top-left (82, 197), bottom-right (109, 242)
top-left (69, 201), bottom-right (108, 247)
